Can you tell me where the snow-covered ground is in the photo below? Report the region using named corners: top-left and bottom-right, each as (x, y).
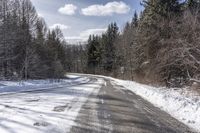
top-left (0, 75), bottom-right (89, 94)
top-left (1, 73), bottom-right (200, 132)
top-left (111, 78), bottom-right (200, 133)
top-left (0, 75), bottom-right (104, 133)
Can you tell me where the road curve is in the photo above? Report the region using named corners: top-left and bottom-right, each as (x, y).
top-left (70, 78), bottom-right (195, 133)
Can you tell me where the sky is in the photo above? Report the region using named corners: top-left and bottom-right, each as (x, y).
top-left (30, 0), bottom-right (144, 44)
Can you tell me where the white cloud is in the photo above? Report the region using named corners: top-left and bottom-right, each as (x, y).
top-left (50, 24), bottom-right (71, 30)
top-left (65, 28), bottom-right (107, 44)
top-left (65, 36), bottom-right (85, 45)
top-left (81, 1), bottom-right (130, 16)
top-left (58, 4), bottom-right (77, 15)
top-left (80, 28), bottom-right (107, 39)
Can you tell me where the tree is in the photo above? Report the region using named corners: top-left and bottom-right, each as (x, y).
top-left (0, 0), bottom-right (22, 79)
top-left (142, 0), bottom-right (181, 18)
top-left (131, 11), bottom-right (139, 27)
top-left (187, 0), bottom-right (200, 11)
top-left (45, 28), bottom-right (67, 78)
top-left (0, 0), bottom-right (67, 79)
top-left (102, 22), bottom-right (119, 73)
top-left (87, 35), bottom-right (101, 74)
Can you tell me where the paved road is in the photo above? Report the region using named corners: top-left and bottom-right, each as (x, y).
top-left (71, 78), bottom-right (195, 133)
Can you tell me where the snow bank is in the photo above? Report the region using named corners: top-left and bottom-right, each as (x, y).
top-left (0, 76), bottom-right (89, 94)
top-left (111, 79), bottom-right (200, 132)
top-left (66, 74), bottom-right (81, 79)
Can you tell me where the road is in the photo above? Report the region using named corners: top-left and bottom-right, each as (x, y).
top-left (0, 75), bottom-right (196, 133)
top-left (71, 77), bottom-right (195, 133)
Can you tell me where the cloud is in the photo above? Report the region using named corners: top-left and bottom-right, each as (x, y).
top-left (80, 28), bottom-right (107, 39)
top-left (58, 4), bottom-right (77, 15)
top-left (50, 24), bottom-right (71, 30)
top-left (81, 1), bottom-right (130, 16)
top-left (65, 28), bottom-right (107, 44)
top-left (65, 36), bottom-right (85, 44)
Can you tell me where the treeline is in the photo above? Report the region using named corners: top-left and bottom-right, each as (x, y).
top-left (84, 0), bottom-right (200, 87)
top-left (2, 0), bottom-right (200, 87)
top-left (0, 0), bottom-right (68, 80)
top-left (65, 44), bottom-right (87, 73)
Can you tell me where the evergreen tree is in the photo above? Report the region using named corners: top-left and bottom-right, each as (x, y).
top-left (186, 0), bottom-right (200, 13)
top-left (102, 22), bottom-right (119, 73)
top-left (87, 35), bottom-right (101, 74)
top-left (131, 11), bottom-right (138, 27)
top-left (142, 0), bottom-right (181, 18)
top-left (45, 28), bottom-right (66, 78)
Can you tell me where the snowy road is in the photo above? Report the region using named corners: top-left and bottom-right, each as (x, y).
top-left (0, 75), bottom-right (197, 133)
top-left (71, 78), bottom-right (195, 133)
top-left (0, 77), bottom-right (104, 133)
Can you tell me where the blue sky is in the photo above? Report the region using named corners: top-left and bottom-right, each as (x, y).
top-left (30, 0), bottom-right (143, 44)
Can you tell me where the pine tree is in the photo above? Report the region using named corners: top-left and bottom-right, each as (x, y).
top-left (186, 0), bottom-right (200, 13)
top-left (102, 22), bottom-right (119, 73)
top-left (142, 0), bottom-right (181, 18)
top-left (131, 11), bottom-right (138, 27)
top-left (87, 35), bottom-right (101, 74)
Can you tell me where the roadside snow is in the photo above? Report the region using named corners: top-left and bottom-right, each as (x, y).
top-left (66, 74), bottom-right (81, 79)
top-left (0, 76), bottom-right (89, 94)
top-left (111, 79), bottom-right (200, 132)
top-left (0, 75), bottom-right (104, 133)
